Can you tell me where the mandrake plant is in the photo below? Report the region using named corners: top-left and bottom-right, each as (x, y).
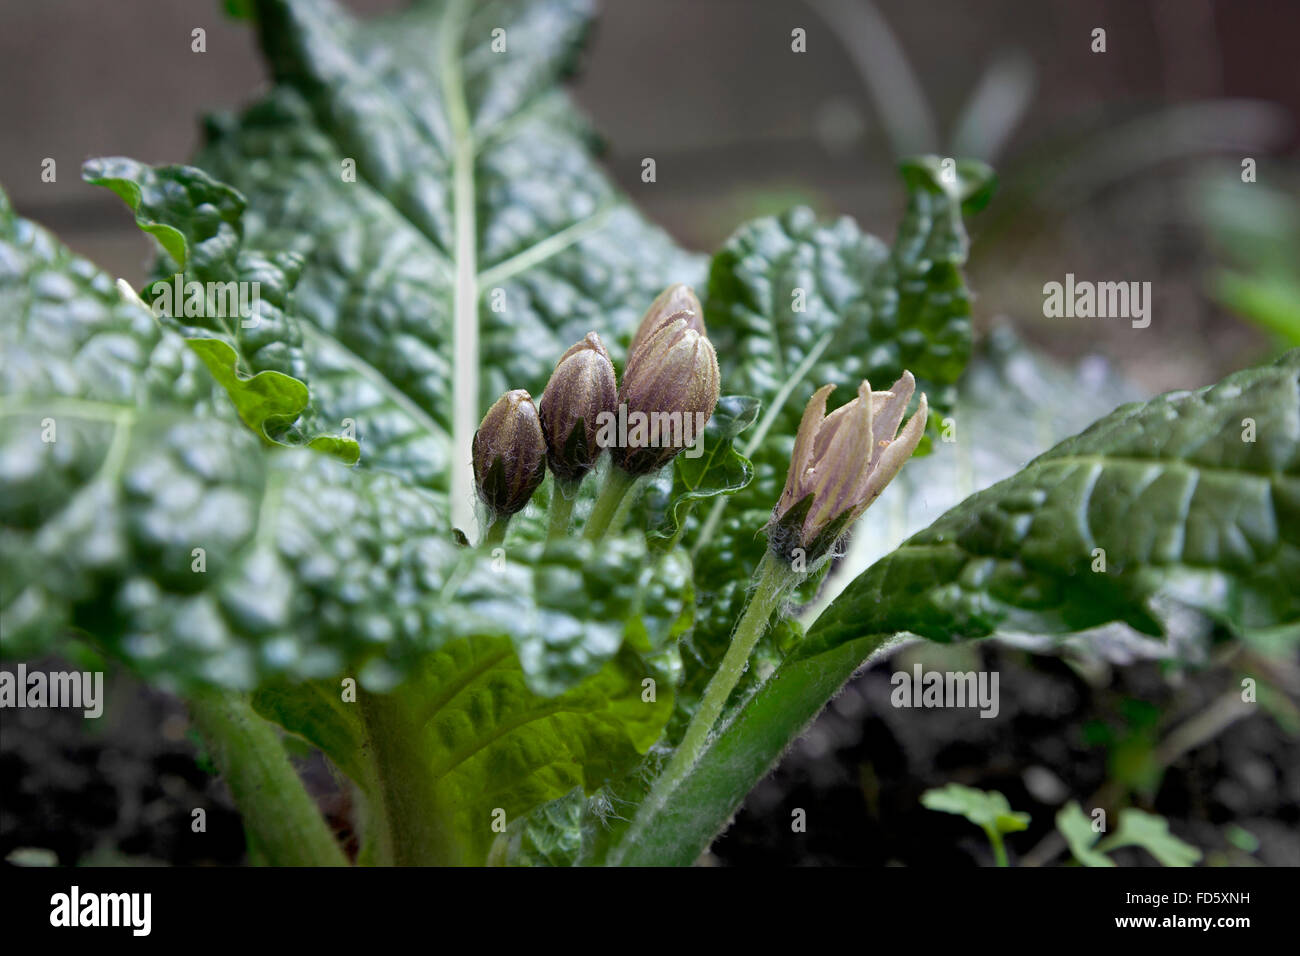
top-left (1, 0), bottom-right (1297, 867)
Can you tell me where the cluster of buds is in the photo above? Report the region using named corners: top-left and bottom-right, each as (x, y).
top-left (767, 371), bottom-right (928, 567)
top-left (471, 284), bottom-right (720, 530)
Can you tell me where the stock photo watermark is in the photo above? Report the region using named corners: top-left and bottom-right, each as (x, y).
top-left (1042, 273), bottom-right (1152, 329)
top-left (149, 274), bottom-right (262, 327)
top-left (891, 664), bottom-right (1000, 719)
top-left (0, 665), bottom-right (104, 718)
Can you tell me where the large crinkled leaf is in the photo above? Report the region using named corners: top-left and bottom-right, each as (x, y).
top-left (0, 191), bottom-right (680, 858)
top-left (0, 189), bottom-right (223, 658)
top-left (197, 0), bottom-right (702, 532)
top-left (0, 197), bottom-right (457, 685)
top-left (502, 789), bottom-right (586, 867)
top-left (0, 192), bottom-right (682, 693)
top-left (82, 157), bottom-right (359, 463)
top-left (254, 638), bottom-right (673, 866)
top-left (706, 158), bottom-right (993, 447)
top-left (0, 196), bottom-right (216, 416)
top-left (429, 536), bottom-right (691, 697)
top-left (608, 350), bottom-right (1300, 866)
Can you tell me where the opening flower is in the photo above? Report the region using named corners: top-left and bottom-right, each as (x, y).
top-left (628, 283), bottom-right (705, 360)
top-left (768, 371), bottom-right (928, 564)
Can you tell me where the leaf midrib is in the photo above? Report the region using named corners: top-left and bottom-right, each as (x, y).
top-left (260, 0), bottom-right (638, 534)
top-left (440, 0), bottom-right (479, 539)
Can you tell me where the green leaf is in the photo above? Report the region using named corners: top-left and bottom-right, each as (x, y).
top-left (703, 157), bottom-right (994, 472)
top-left (921, 783), bottom-right (1031, 834)
top-left (1055, 801), bottom-right (1115, 867)
top-left (0, 188), bottom-right (681, 695)
top-left (0, 203), bottom-right (453, 686)
top-left (1214, 270), bottom-right (1300, 348)
top-left (1059, 802), bottom-right (1201, 867)
top-left (254, 638), bottom-right (673, 865)
top-left (1225, 824), bottom-right (1260, 854)
top-left (642, 394), bottom-right (759, 542)
top-left (83, 157), bottom-right (359, 463)
top-left (1, 188), bottom-right (679, 862)
top-left (504, 790), bottom-right (586, 867)
top-left (1098, 809), bottom-right (1203, 867)
top-left (197, 0), bottom-right (702, 530)
top-left (430, 536), bottom-right (691, 697)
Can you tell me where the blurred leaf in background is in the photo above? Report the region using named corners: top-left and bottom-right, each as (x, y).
top-left (1195, 169), bottom-right (1300, 349)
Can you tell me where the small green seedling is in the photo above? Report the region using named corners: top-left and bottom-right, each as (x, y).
top-left (1056, 801), bottom-right (1201, 867)
top-left (921, 784), bottom-right (1030, 867)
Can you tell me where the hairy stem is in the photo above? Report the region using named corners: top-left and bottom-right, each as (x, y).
top-left (583, 466), bottom-right (637, 542)
top-left (482, 516), bottom-right (509, 547)
top-left (186, 687), bottom-right (347, 867)
top-left (610, 550), bottom-right (799, 862)
top-left (547, 480), bottom-right (579, 540)
top-left (357, 688), bottom-right (455, 866)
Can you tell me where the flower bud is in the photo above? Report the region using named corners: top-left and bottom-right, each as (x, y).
top-left (768, 372), bottom-right (928, 564)
top-left (538, 332), bottom-right (618, 486)
top-left (613, 316), bottom-right (720, 476)
top-left (472, 389), bottom-right (547, 519)
top-left (628, 283), bottom-right (705, 361)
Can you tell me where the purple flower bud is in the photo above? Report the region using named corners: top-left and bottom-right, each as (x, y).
top-left (539, 332), bottom-right (618, 486)
top-left (614, 315), bottom-right (720, 476)
top-left (472, 389), bottom-right (547, 519)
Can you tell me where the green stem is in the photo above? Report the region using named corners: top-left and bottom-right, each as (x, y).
top-left (582, 466), bottom-right (637, 542)
top-left (611, 550), bottom-right (799, 863)
top-left (661, 500), bottom-right (696, 552)
top-left (357, 688), bottom-right (455, 866)
top-left (547, 481), bottom-right (579, 540)
top-left (671, 551), bottom-right (796, 780)
top-left (482, 515), bottom-right (509, 547)
top-left (986, 826), bottom-right (1009, 867)
top-left (186, 687), bottom-right (347, 867)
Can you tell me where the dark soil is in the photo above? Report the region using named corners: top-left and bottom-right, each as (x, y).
top-left (711, 642), bottom-right (1300, 867)
top-left (3, 643), bottom-right (1296, 867)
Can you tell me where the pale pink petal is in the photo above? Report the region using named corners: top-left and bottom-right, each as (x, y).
top-left (778, 383), bottom-right (834, 518)
top-left (872, 371), bottom-right (915, 444)
top-left (851, 392), bottom-right (928, 524)
top-left (805, 381), bottom-right (875, 539)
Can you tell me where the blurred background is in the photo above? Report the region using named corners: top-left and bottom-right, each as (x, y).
top-left (2, 0), bottom-right (1298, 866)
